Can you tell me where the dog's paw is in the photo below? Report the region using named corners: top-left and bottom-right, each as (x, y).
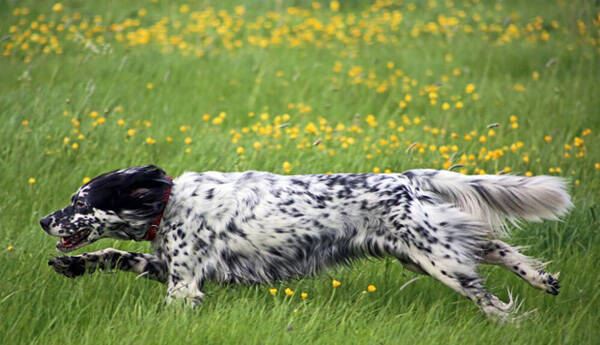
top-left (544, 274), bottom-right (560, 295)
top-left (48, 256), bottom-right (86, 278)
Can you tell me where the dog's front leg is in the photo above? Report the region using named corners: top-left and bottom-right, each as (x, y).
top-left (49, 248), bottom-right (168, 283)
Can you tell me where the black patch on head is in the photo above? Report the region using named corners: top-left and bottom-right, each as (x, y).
top-left (82, 165), bottom-right (172, 217)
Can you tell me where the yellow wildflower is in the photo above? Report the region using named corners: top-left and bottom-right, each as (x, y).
top-left (146, 137), bottom-right (156, 144)
top-left (28, 177), bottom-right (36, 184)
top-left (544, 136), bottom-right (552, 142)
top-left (185, 137), bottom-right (192, 145)
top-left (82, 177), bottom-right (91, 184)
top-left (367, 285), bottom-right (376, 292)
top-left (465, 83), bottom-right (475, 94)
top-left (330, 1), bottom-right (340, 12)
top-left (284, 288), bottom-right (294, 296)
top-left (332, 280), bottom-right (341, 288)
top-left (283, 161), bottom-right (291, 173)
top-left (253, 141), bottom-right (262, 150)
top-left (269, 288), bottom-right (278, 296)
top-left (52, 3), bottom-right (63, 12)
top-left (301, 292), bottom-right (308, 299)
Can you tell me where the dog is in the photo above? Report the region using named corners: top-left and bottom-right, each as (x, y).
top-left (41, 165), bottom-right (571, 320)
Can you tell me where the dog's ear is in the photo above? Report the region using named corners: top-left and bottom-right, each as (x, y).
top-left (120, 165), bottom-right (173, 213)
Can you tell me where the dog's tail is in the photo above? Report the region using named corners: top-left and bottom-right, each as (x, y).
top-left (403, 169), bottom-right (572, 236)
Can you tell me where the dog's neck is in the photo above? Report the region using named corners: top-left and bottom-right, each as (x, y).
top-left (143, 176), bottom-right (173, 241)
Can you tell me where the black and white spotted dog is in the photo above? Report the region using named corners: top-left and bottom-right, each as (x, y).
top-left (41, 165), bottom-right (571, 319)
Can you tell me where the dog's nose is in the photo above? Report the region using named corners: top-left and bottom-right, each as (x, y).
top-left (40, 216), bottom-right (51, 230)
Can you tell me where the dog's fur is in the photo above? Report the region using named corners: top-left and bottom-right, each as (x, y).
top-left (41, 165), bottom-right (571, 320)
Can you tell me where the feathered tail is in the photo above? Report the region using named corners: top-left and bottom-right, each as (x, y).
top-left (403, 169), bottom-right (572, 236)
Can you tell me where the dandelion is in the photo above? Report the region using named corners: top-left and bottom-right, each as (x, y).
top-left (184, 137), bottom-right (192, 145)
top-left (253, 141), bottom-right (262, 150)
top-left (28, 177), bottom-right (36, 184)
top-left (332, 280), bottom-right (341, 288)
top-left (301, 292), bottom-right (308, 299)
top-left (22, 120), bottom-right (29, 126)
top-left (146, 137), bottom-right (156, 144)
top-left (269, 288), bottom-right (278, 296)
top-left (82, 177), bottom-right (91, 184)
top-left (72, 142), bottom-right (79, 149)
top-left (544, 135), bottom-right (552, 142)
top-left (52, 3), bottom-right (63, 12)
top-left (367, 285), bottom-right (376, 292)
top-left (525, 171), bottom-right (533, 177)
top-left (373, 166), bottom-right (381, 173)
top-left (595, 163), bottom-right (600, 170)
top-left (146, 83), bottom-right (153, 90)
top-left (511, 122), bottom-right (519, 129)
top-left (532, 71), bottom-right (539, 80)
top-left (127, 129), bottom-right (136, 136)
top-left (455, 101), bottom-right (463, 109)
top-left (285, 288), bottom-right (294, 296)
top-left (442, 102), bottom-right (450, 110)
top-left (89, 111), bottom-right (99, 118)
top-left (117, 119), bottom-right (125, 126)
top-left (166, 136), bottom-right (173, 143)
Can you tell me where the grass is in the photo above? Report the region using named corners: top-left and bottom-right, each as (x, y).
top-left (1, 0), bottom-right (599, 344)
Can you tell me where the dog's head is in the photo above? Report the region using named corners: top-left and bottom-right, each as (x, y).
top-left (40, 165), bottom-right (173, 252)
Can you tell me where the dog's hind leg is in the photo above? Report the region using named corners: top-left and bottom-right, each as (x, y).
top-left (49, 248), bottom-right (168, 283)
top-left (482, 239), bottom-right (559, 295)
top-left (386, 203), bottom-right (517, 320)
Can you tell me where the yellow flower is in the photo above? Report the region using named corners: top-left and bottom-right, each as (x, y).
top-left (28, 177), bottom-right (36, 184)
top-left (465, 83), bottom-right (475, 94)
top-left (22, 120), bottom-right (29, 126)
top-left (97, 117), bottom-right (106, 124)
top-left (184, 137), bottom-right (192, 145)
top-left (166, 136), bottom-right (173, 143)
top-left (367, 285), bottom-right (376, 292)
top-left (479, 135), bottom-right (487, 143)
top-left (332, 280), bottom-right (341, 288)
top-left (52, 3), bottom-right (63, 12)
top-left (532, 71), bottom-right (539, 80)
top-left (146, 137), bottom-right (156, 144)
top-left (283, 161), bottom-right (291, 173)
top-left (513, 84), bottom-right (525, 92)
top-left (455, 101), bottom-right (463, 109)
top-left (525, 171), bottom-right (533, 177)
top-left (253, 141), bottom-right (262, 150)
top-left (509, 115), bottom-right (518, 123)
top-left (330, 1), bottom-right (340, 12)
top-left (72, 142), bottom-right (79, 149)
top-left (146, 83), bottom-right (153, 90)
top-left (117, 119), bottom-right (125, 126)
top-left (89, 111), bottom-right (99, 118)
top-left (442, 102), bottom-right (450, 110)
top-left (185, 147), bottom-right (191, 154)
top-left (595, 163), bottom-right (600, 170)
top-left (284, 288), bottom-right (294, 296)
top-left (127, 129), bottom-right (136, 136)
top-left (82, 177), bottom-right (91, 184)
top-left (582, 128), bottom-right (592, 136)
top-left (7, 245), bottom-right (14, 251)
top-left (301, 292), bottom-right (308, 299)
top-left (544, 135), bottom-right (552, 142)
top-left (373, 166), bottom-right (381, 173)
top-left (269, 288), bottom-right (278, 296)
top-left (511, 122), bottom-right (519, 129)
top-left (236, 146), bottom-right (245, 155)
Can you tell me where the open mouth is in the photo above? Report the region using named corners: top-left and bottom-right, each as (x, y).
top-left (56, 229), bottom-right (91, 252)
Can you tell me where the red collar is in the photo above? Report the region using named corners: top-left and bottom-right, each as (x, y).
top-left (143, 176), bottom-right (173, 241)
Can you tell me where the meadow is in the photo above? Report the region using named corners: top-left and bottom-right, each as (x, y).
top-left (1, 0), bottom-right (599, 344)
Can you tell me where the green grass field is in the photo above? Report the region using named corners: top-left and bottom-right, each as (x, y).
top-left (1, 1), bottom-right (599, 344)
